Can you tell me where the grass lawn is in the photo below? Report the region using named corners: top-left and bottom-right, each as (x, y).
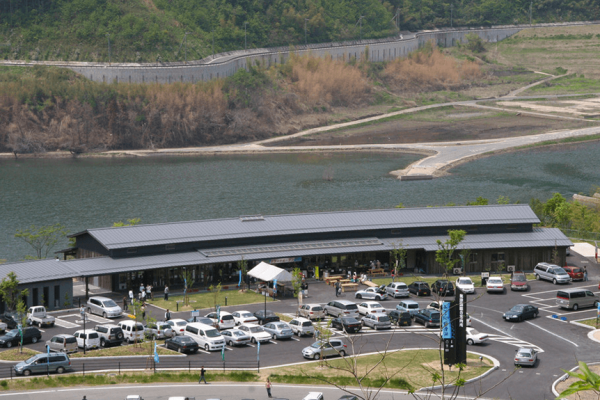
top-left (0, 348), bottom-right (40, 361)
top-left (371, 273), bottom-right (536, 287)
top-left (269, 350), bottom-right (493, 391)
top-left (70, 342), bottom-right (178, 358)
top-left (574, 318), bottom-right (600, 328)
top-left (149, 290), bottom-right (273, 312)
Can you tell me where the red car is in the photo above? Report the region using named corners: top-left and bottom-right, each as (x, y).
top-left (563, 266), bottom-right (584, 281)
top-left (510, 271), bottom-right (529, 291)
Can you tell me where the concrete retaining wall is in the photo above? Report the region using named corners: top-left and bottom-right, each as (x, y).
top-left (2, 21), bottom-right (599, 84)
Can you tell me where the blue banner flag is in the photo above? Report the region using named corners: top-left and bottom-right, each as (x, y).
top-left (238, 270), bottom-right (242, 287)
top-left (257, 341), bottom-right (260, 361)
top-left (217, 305), bottom-right (221, 321)
top-left (441, 302), bottom-right (453, 340)
top-left (273, 279), bottom-right (277, 298)
top-left (221, 346), bottom-right (225, 361)
top-left (154, 342), bottom-right (160, 363)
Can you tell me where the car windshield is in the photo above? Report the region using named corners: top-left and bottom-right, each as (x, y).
top-left (159, 324), bottom-right (170, 330)
top-left (5, 330), bottom-right (18, 337)
top-left (205, 329), bottom-right (220, 338)
top-left (407, 304), bottom-right (419, 309)
top-left (345, 304), bottom-right (358, 310)
top-left (469, 328), bottom-right (481, 335)
top-left (241, 313), bottom-right (254, 318)
top-left (250, 327), bottom-right (264, 333)
top-left (102, 300), bottom-right (118, 307)
top-left (274, 323), bottom-right (287, 329)
top-left (512, 275), bottom-right (526, 282)
top-left (510, 306), bottom-right (525, 312)
top-left (555, 267), bottom-right (568, 274)
top-left (458, 278), bottom-right (472, 285)
top-left (176, 321), bottom-right (187, 326)
top-left (489, 278), bottom-right (502, 284)
top-left (370, 303), bottom-right (383, 308)
top-left (179, 336), bottom-right (194, 343)
top-left (517, 350), bottom-right (532, 357)
top-left (232, 331), bottom-right (244, 337)
top-left (341, 318), bottom-right (358, 324)
top-left (310, 342), bottom-right (323, 349)
top-left (312, 306), bottom-right (323, 311)
top-left (377, 316), bottom-right (390, 322)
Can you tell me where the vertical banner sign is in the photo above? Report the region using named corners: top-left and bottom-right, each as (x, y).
top-left (315, 266), bottom-right (319, 280)
top-left (154, 342), bottom-right (160, 363)
top-left (595, 241), bottom-right (598, 262)
top-left (217, 305), bottom-right (221, 321)
top-left (459, 254), bottom-right (465, 270)
top-left (441, 302), bottom-right (453, 339)
top-left (455, 289), bottom-right (467, 365)
top-left (273, 279), bottom-right (277, 298)
top-left (444, 301), bottom-right (457, 366)
top-left (238, 270), bottom-right (242, 287)
top-left (221, 346), bottom-right (225, 361)
top-left (257, 341), bottom-right (260, 362)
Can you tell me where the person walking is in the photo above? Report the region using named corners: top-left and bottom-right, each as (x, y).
top-left (122, 295), bottom-right (128, 311)
top-left (165, 309), bottom-right (171, 321)
top-left (139, 283), bottom-right (145, 294)
top-left (141, 290), bottom-right (146, 302)
top-left (164, 285), bottom-right (169, 301)
top-left (146, 285), bottom-right (152, 300)
top-left (584, 266), bottom-right (588, 281)
top-left (141, 304), bottom-right (146, 320)
top-left (198, 366), bottom-right (207, 384)
top-left (334, 281), bottom-right (340, 297)
top-left (265, 378), bottom-right (272, 398)
top-left (129, 290), bottom-right (134, 306)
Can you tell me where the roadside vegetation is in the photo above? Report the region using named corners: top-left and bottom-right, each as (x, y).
top-left (151, 289), bottom-right (270, 312)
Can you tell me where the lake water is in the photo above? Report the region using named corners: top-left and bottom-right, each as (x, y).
top-left (1, 142), bottom-right (599, 261)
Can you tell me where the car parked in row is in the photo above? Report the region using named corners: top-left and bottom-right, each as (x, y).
top-left (510, 272), bottom-right (529, 291)
top-left (289, 317), bottom-right (315, 337)
top-left (73, 329), bottom-right (101, 350)
top-left (432, 280), bottom-right (455, 297)
top-left (186, 316), bottom-right (215, 327)
top-left (184, 322), bottom-right (225, 351)
top-left (357, 301), bottom-right (386, 316)
top-left (145, 321), bottom-right (174, 340)
top-left (253, 310), bottom-right (280, 325)
top-left (221, 328), bottom-right (251, 346)
top-left (563, 266), bottom-right (584, 282)
top-left (503, 304), bottom-right (539, 322)
top-left (361, 313), bottom-right (391, 330)
top-left (387, 310), bottom-right (412, 326)
top-left (46, 334), bottom-right (78, 353)
top-left (118, 321), bottom-right (145, 343)
top-left (26, 306), bottom-right (55, 327)
top-left (514, 347), bottom-right (538, 367)
top-left (166, 319), bottom-right (188, 336)
top-left (356, 287), bottom-right (388, 301)
top-left (534, 262), bottom-right (571, 284)
top-left (263, 322), bottom-right (294, 340)
top-left (205, 311), bottom-right (235, 330)
top-left (231, 311), bottom-right (259, 326)
top-left (413, 309), bottom-right (440, 328)
top-left (14, 353), bottom-right (72, 376)
top-left (466, 328), bottom-right (488, 345)
top-left (302, 339), bottom-right (347, 360)
top-left (331, 317), bottom-right (362, 333)
top-left (556, 288), bottom-right (599, 310)
top-left (385, 282), bottom-right (409, 298)
top-left (408, 281), bottom-right (431, 296)
top-left (396, 300), bottom-right (420, 316)
top-left (298, 304), bottom-right (326, 320)
top-left (455, 277), bottom-right (475, 294)
top-left (95, 324), bottom-right (125, 347)
top-left (486, 277), bottom-right (505, 293)
top-left (87, 296), bottom-right (122, 318)
top-left (0, 327), bottom-right (41, 348)
top-left (238, 324), bottom-right (271, 344)
top-left (324, 300), bottom-right (359, 318)
top-left (165, 335), bottom-right (199, 354)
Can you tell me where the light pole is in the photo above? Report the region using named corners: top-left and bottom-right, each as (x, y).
top-left (304, 18), bottom-right (309, 47)
top-left (106, 33), bottom-right (111, 64)
top-left (244, 22), bottom-right (248, 51)
top-left (184, 32), bottom-right (191, 64)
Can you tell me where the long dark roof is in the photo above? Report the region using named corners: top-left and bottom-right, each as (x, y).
top-left (73, 205), bottom-right (540, 250)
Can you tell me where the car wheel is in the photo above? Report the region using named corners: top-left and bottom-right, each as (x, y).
top-left (6, 342), bottom-right (12, 348)
top-left (340, 350), bottom-right (346, 357)
top-left (102, 312), bottom-right (107, 319)
top-left (518, 316), bottom-right (522, 322)
top-left (425, 322), bottom-right (429, 328)
top-left (467, 339), bottom-right (474, 345)
top-left (272, 334), bottom-right (277, 340)
top-left (356, 294), bottom-right (362, 299)
top-left (573, 304), bottom-right (579, 311)
top-left (534, 312), bottom-right (539, 318)
top-left (376, 296), bottom-right (381, 301)
top-left (178, 347), bottom-right (183, 353)
top-left (553, 279), bottom-right (557, 285)
top-left (31, 337), bottom-right (38, 344)
top-left (23, 370), bottom-right (31, 376)
top-left (595, 301), bottom-right (599, 308)
top-left (56, 367), bottom-right (65, 374)
top-left (535, 274), bottom-right (540, 280)
top-left (313, 353), bottom-right (320, 360)
top-left (100, 338), bottom-right (106, 347)
top-left (204, 344), bottom-right (209, 351)
top-left (251, 337), bottom-right (256, 344)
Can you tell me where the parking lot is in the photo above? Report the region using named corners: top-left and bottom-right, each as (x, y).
top-left (1, 251), bottom-right (598, 399)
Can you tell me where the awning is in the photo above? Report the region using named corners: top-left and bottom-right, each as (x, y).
top-left (247, 262), bottom-right (293, 282)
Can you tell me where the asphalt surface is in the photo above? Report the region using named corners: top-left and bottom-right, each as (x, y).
top-left (1, 251), bottom-right (598, 399)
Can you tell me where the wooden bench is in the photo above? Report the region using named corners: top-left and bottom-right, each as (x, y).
top-left (361, 280), bottom-right (378, 287)
top-left (338, 279), bottom-right (351, 285)
top-left (342, 283), bottom-right (359, 292)
top-left (368, 268), bottom-right (386, 277)
top-left (325, 275), bottom-right (343, 285)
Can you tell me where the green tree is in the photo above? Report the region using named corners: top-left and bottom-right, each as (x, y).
top-left (0, 272), bottom-right (29, 312)
top-left (435, 230), bottom-right (467, 277)
top-left (557, 361), bottom-right (600, 399)
top-left (466, 196), bottom-right (488, 206)
top-left (237, 256), bottom-right (248, 291)
top-left (181, 268), bottom-right (194, 307)
top-left (464, 33), bottom-right (486, 53)
top-left (291, 268), bottom-right (304, 307)
top-left (130, 300), bottom-right (145, 348)
top-left (390, 241), bottom-right (408, 274)
top-left (208, 283), bottom-right (222, 311)
top-left (112, 218), bottom-right (141, 227)
top-left (14, 223), bottom-right (68, 259)
top-left (459, 247), bottom-right (472, 275)
top-left (16, 299), bottom-right (28, 354)
top-left (497, 195), bottom-right (510, 204)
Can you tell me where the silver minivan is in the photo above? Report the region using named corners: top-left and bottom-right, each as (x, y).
top-left (14, 353), bottom-right (72, 376)
top-left (534, 263), bottom-right (571, 284)
top-left (87, 296), bottom-right (122, 318)
top-left (46, 334), bottom-right (78, 354)
top-left (289, 317), bottom-right (315, 336)
top-left (557, 288), bottom-right (599, 310)
top-left (184, 322), bottom-right (225, 351)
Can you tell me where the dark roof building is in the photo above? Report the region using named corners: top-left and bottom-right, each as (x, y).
top-left (0, 205), bottom-right (571, 303)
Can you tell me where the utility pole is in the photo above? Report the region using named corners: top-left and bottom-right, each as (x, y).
top-left (451, 4), bottom-right (453, 28)
top-left (391, 9), bottom-right (400, 31)
top-left (529, 1), bottom-right (533, 26)
top-left (184, 32), bottom-right (190, 64)
top-left (304, 18), bottom-right (309, 47)
top-left (106, 33), bottom-right (111, 64)
top-left (357, 16), bottom-right (365, 41)
top-left (244, 22), bottom-right (248, 51)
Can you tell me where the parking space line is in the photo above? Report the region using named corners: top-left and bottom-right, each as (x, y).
top-left (54, 319), bottom-right (80, 329)
top-left (246, 344), bottom-right (255, 348)
top-left (524, 321), bottom-right (579, 347)
top-left (268, 340), bottom-right (277, 344)
top-left (290, 337), bottom-right (300, 341)
top-left (197, 349), bottom-right (211, 354)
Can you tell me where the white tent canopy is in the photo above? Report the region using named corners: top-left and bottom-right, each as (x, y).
top-left (248, 261), bottom-right (293, 282)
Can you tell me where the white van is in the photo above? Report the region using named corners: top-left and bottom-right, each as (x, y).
top-left (73, 329), bottom-right (100, 350)
top-left (184, 322), bottom-right (225, 352)
top-left (118, 320), bottom-right (145, 343)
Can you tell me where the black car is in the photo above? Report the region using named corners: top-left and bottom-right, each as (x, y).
top-left (165, 335), bottom-right (199, 353)
top-left (0, 313), bottom-right (19, 330)
top-left (253, 310), bottom-right (280, 325)
top-left (413, 310), bottom-right (440, 328)
top-left (387, 310), bottom-right (412, 326)
top-left (432, 280), bottom-right (455, 297)
top-left (408, 281), bottom-right (431, 296)
top-left (331, 317), bottom-right (362, 333)
top-left (0, 327), bottom-right (42, 348)
top-left (502, 304), bottom-right (539, 322)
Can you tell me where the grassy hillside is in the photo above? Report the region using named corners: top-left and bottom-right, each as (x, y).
top-left (1, 0), bottom-right (600, 62)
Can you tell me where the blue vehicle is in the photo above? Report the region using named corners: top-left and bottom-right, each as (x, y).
top-left (395, 300), bottom-right (420, 316)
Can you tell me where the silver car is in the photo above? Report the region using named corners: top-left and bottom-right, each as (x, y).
top-left (289, 318), bottom-right (315, 337)
top-left (87, 296), bottom-right (122, 318)
top-left (46, 334), bottom-right (78, 354)
top-left (144, 321), bottom-right (175, 339)
top-left (355, 287), bottom-right (388, 301)
top-left (263, 322), bottom-right (294, 340)
top-left (14, 353), bottom-right (72, 376)
top-left (298, 304), bottom-right (326, 320)
top-left (361, 313), bottom-right (391, 330)
top-left (221, 328), bottom-right (251, 346)
top-left (302, 339), bottom-right (347, 360)
top-left (514, 347), bottom-right (538, 367)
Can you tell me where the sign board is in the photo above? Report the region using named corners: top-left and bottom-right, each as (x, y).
top-left (270, 257), bottom-right (302, 264)
top-left (443, 289), bottom-right (467, 365)
top-left (191, 310), bottom-right (200, 317)
top-left (480, 272), bottom-right (490, 279)
top-left (441, 302), bottom-right (452, 340)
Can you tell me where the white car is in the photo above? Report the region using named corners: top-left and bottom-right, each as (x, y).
top-left (486, 277), bottom-right (505, 293)
top-left (355, 287), bottom-right (388, 301)
top-left (237, 324), bottom-right (271, 344)
top-left (455, 277), bottom-right (475, 294)
top-left (205, 311), bottom-right (235, 330)
top-left (357, 301), bottom-right (386, 316)
top-left (231, 310), bottom-right (259, 326)
top-left (466, 327), bottom-right (488, 345)
top-left (166, 319), bottom-right (188, 336)
top-left (466, 313), bottom-right (472, 327)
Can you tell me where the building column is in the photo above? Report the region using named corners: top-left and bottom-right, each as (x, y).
top-left (85, 277), bottom-right (89, 300)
